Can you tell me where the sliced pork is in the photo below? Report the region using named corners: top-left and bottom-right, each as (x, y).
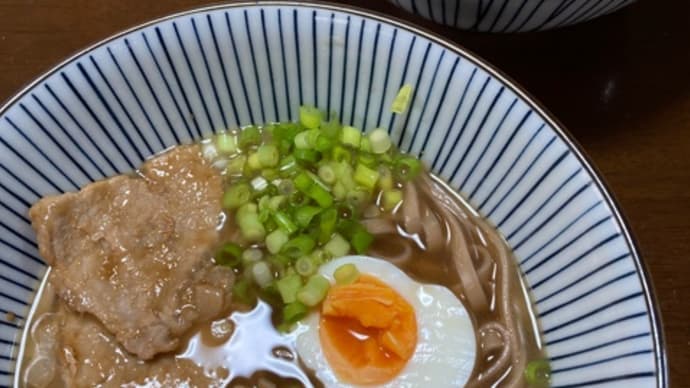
top-left (29, 145), bottom-right (234, 360)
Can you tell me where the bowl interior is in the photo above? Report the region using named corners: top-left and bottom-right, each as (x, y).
top-left (0, 2), bottom-right (662, 386)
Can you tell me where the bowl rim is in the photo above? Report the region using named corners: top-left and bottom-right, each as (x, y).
top-left (0, 1), bottom-right (667, 386)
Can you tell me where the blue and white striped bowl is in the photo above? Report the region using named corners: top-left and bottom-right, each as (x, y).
top-left (0, 2), bottom-right (665, 387)
top-left (389, 0), bottom-right (636, 32)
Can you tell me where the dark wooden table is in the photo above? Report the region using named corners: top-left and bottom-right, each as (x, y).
top-left (1, 0), bottom-right (687, 384)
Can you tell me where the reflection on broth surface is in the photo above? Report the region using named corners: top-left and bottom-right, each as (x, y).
top-left (17, 106), bottom-right (548, 387)
top-left (20, 279), bottom-right (315, 387)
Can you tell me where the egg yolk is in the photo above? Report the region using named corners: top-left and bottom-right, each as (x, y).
top-left (319, 275), bottom-right (418, 385)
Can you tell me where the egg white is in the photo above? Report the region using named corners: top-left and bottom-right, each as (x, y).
top-left (294, 255), bottom-right (477, 388)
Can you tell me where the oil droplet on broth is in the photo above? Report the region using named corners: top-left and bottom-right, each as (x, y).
top-left (178, 300), bottom-right (312, 386)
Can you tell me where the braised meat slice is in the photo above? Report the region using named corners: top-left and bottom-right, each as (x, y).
top-left (29, 145), bottom-right (234, 360)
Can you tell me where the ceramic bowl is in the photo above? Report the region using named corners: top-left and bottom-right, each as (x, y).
top-left (389, 0), bottom-right (636, 32)
top-left (0, 2), bottom-right (664, 386)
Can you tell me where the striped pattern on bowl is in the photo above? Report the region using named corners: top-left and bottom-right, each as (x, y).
top-left (389, 0), bottom-right (636, 32)
top-left (0, 2), bottom-right (664, 387)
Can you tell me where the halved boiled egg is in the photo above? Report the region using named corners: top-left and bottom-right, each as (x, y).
top-left (295, 256), bottom-right (476, 387)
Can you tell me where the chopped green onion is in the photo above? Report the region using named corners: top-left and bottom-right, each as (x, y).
top-left (294, 172), bottom-right (333, 208)
top-left (289, 191), bottom-right (309, 207)
top-left (332, 181), bottom-right (347, 201)
top-left (266, 228), bottom-right (290, 254)
top-left (354, 163), bottom-right (380, 189)
top-left (294, 206), bottom-right (322, 228)
top-left (277, 140), bottom-right (291, 155)
top-left (382, 189), bottom-right (403, 211)
top-left (264, 218), bottom-right (278, 233)
top-left (279, 155), bottom-right (298, 175)
top-left (379, 152), bottom-right (393, 164)
top-left (259, 195), bottom-right (271, 213)
top-left (378, 166), bottom-right (395, 191)
top-left (232, 278), bottom-right (256, 305)
top-left (258, 282), bottom-right (283, 307)
top-left (294, 131), bottom-right (311, 149)
top-left (208, 105), bottom-right (434, 316)
top-left (282, 235), bottom-right (317, 258)
top-left (226, 155), bottom-right (247, 176)
top-left (332, 161), bottom-right (353, 182)
top-left (305, 129), bottom-right (321, 147)
top-left (252, 261), bottom-right (273, 288)
top-left (276, 274), bottom-right (303, 303)
top-left (215, 242), bottom-right (243, 267)
top-left (236, 203), bottom-right (266, 242)
top-left (334, 263), bottom-right (359, 285)
top-left (346, 188), bottom-right (369, 206)
top-left (324, 233), bottom-right (350, 258)
top-left (320, 117), bottom-right (341, 139)
top-left (351, 228), bottom-right (374, 254)
top-left (297, 275), bottom-right (331, 307)
top-left (223, 183), bottom-right (251, 209)
top-left (337, 219), bottom-right (358, 237)
top-left (216, 132), bottom-right (238, 154)
top-left (331, 145), bottom-right (352, 163)
top-left (283, 301), bottom-right (308, 323)
top-left (338, 220), bottom-right (374, 254)
top-left (242, 248), bottom-right (264, 263)
top-left (310, 248), bottom-right (331, 265)
top-left (359, 137), bottom-right (372, 153)
top-left (261, 123), bottom-right (275, 136)
top-left (294, 148), bottom-right (319, 164)
top-left (394, 157), bottom-right (423, 181)
top-left (392, 84), bottom-right (413, 114)
top-left (273, 122), bottom-right (302, 144)
top-left (273, 211), bottom-right (298, 235)
top-left (368, 128), bottom-right (392, 154)
top-left (318, 164), bottom-right (337, 184)
top-left (294, 172), bottom-right (312, 192)
top-left (239, 126), bottom-right (262, 149)
top-left (315, 134), bottom-right (335, 152)
top-left (268, 195), bottom-right (286, 211)
top-left (524, 359), bottom-right (550, 387)
top-left (357, 153), bottom-right (377, 168)
top-left (299, 106), bottom-right (322, 129)
top-left (318, 208), bottom-right (338, 244)
top-left (257, 144), bottom-right (279, 167)
top-left (258, 206), bottom-right (271, 225)
top-left (340, 126), bottom-right (361, 148)
top-left (295, 256), bottom-right (317, 277)
top-left (310, 185), bottom-right (333, 208)
top-left (247, 152), bottom-right (262, 170)
top-left (338, 174), bottom-right (356, 191)
top-left (269, 254), bottom-right (291, 272)
top-left (261, 168), bottom-right (279, 180)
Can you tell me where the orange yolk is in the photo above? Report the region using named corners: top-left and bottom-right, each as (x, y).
top-left (319, 275), bottom-right (418, 385)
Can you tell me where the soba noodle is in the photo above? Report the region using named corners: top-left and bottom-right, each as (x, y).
top-left (365, 172), bottom-right (542, 387)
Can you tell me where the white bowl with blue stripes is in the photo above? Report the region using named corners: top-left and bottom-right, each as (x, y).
top-left (0, 1), bottom-right (665, 387)
top-left (389, 0), bottom-right (636, 32)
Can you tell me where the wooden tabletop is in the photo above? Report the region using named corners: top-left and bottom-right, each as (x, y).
top-left (1, 0), bottom-right (687, 384)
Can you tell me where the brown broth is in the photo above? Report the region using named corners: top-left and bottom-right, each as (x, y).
top-left (16, 173), bottom-right (546, 388)
top-left (16, 272), bottom-right (318, 387)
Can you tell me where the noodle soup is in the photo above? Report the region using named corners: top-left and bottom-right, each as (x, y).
top-left (18, 105), bottom-right (549, 387)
